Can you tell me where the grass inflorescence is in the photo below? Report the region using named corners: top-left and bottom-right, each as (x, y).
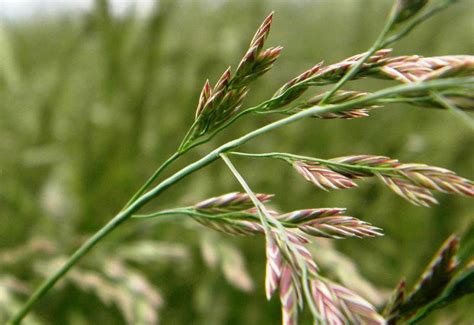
top-left (8, 0), bottom-right (474, 324)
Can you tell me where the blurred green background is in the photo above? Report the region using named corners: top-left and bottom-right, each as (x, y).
top-left (0, 0), bottom-right (473, 324)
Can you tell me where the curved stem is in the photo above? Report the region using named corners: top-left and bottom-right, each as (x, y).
top-left (133, 208), bottom-right (260, 222)
top-left (9, 77), bottom-right (473, 324)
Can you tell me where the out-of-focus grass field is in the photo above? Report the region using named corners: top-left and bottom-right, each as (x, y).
top-left (0, 0), bottom-right (473, 324)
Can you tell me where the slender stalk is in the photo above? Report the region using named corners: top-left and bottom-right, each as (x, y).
top-left (134, 208), bottom-right (261, 222)
top-left (9, 77), bottom-right (473, 324)
top-left (220, 154), bottom-right (320, 320)
top-left (220, 154), bottom-right (273, 232)
top-left (123, 151), bottom-right (182, 209)
top-left (430, 91), bottom-right (474, 131)
top-left (229, 151), bottom-right (401, 174)
top-left (318, 5), bottom-right (398, 104)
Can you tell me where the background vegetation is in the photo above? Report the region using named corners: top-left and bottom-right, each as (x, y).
top-left (0, 0), bottom-right (473, 323)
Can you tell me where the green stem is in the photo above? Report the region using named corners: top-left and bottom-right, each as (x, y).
top-left (319, 5), bottom-right (398, 104)
top-left (133, 208), bottom-right (260, 222)
top-left (430, 91), bottom-right (474, 131)
top-left (219, 154), bottom-right (274, 232)
top-left (122, 151), bottom-right (182, 209)
top-left (9, 77), bottom-right (473, 324)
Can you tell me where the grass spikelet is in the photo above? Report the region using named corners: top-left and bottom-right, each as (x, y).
top-left (185, 12), bottom-right (281, 148)
top-left (290, 90), bottom-right (379, 119)
top-left (378, 55), bottom-right (474, 83)
top-left (193, 217), bottom-right (263, 236)
top-left (286, 232), bottom-right (319, 276)
top-left (194, 192), bottom-right (273, 213)
top-left (329, 281), bottom-right (385, 324)
top-left (293, 161), bottom-right (358, 191)
top-left (308, 49), bottom-right (392, 85)
top-left (378, 174), bottom-right (438, 207)
top-left (272, 62), bottom-right (323, 106)
top-left (298, 215), bottom-right (383, 239)
top-left (265, 236), bottom-right (282, 300)
top-left (310, 279), bottom-right (346, 324)
top-left (278, 208), bottom-right (347, 223)
top-left (279, 264), bottom-right (299, 325)
top-left (399, 164), bottom-right (474, 196)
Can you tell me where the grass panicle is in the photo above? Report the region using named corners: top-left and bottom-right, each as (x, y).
top-left (9, 1), bottom-right (473, 324)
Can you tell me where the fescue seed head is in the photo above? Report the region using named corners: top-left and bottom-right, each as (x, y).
top-left (286, 154), bottom-right (473, 206)
top-left (187, 12), bottom-right (282, 147)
